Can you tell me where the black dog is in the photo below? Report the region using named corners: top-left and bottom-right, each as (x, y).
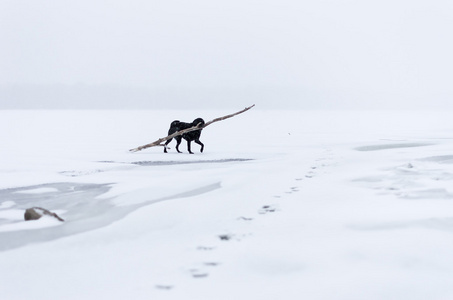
top-left (164, 118), bottom-right (205, 154)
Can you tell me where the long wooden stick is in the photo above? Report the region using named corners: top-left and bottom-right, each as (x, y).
top-left (129, 104), bottom-right (255, 152)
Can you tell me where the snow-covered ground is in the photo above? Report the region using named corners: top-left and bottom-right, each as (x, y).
top-left (1, 109), bottom-right (453, 300)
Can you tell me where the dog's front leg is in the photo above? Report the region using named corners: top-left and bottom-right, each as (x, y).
top-left (195, 139), bottom-right (204, 153)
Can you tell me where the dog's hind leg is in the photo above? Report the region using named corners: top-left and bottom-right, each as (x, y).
top-left (194, 139), bottom-right (204, 153)
top-left (164, 138), bottom-right (172, 153)
top-left (175, 137), bottom-right (183, 153)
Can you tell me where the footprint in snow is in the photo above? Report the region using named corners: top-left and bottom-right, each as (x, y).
top-left (190, 269), bottom-right (209, 278)
top-left (218, 233), bottom-right (252, 241)
top-left (237, 216), bottom-right (253, 221)
top-left (258, 204), bottom-right (279, 214)
top-left (218, 234), bottom-right (234, 241)
top-left (155, 285), bottom-right (174, 290)
top-left (285, 186), bottom-right (300, 194)
top-left (197, 246), bottom-right (216, 251)
top-left (305, 171), bottom-right (316, 178)
top-left (188, 262), bottom-right (221, 279)
top-left (204, 262), bottom-right (221, 267)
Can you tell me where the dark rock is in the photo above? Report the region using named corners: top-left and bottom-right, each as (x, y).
top-left (24, 207), bottom-right (64, 222)
top-left (24, 208), bottom-right (42, 221)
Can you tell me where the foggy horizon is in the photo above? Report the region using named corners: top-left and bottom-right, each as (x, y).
top-left (1, 83), bottom-right (452, 110)
top-left (1, 0), bottom-right (452, 110)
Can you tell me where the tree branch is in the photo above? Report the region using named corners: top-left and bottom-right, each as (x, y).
top-left (129, 104), bottom-right (255, 153)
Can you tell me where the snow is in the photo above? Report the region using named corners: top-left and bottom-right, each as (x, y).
top-left (1, 109), bottom-right (453, 299)
top-left (0, 200), bottom-right (15, 209)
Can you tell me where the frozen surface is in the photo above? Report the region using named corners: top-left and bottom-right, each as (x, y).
top-left (1, 110), bottom-right (453, 300)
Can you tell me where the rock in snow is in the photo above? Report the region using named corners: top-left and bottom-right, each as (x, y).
top-left (24, 207), bottom-right (64, 222)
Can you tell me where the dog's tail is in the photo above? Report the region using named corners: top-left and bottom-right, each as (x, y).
top-left (168, 120), bottom-right (180, 135)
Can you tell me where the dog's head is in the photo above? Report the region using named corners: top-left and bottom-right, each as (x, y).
top-left (193, 118), bottom-right (205, 127)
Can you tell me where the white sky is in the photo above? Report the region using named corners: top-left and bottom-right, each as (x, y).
top-left (1, 0), bottom-right (452, 109)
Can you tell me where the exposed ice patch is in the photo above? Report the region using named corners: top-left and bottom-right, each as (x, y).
top-left (0, 181), bottom-right (221, 251)
top-left (130, 158), bottom-right (253, 166)
top-left (60, 169), bottom-right (104, 177)
top-left (13, 187), bottom-right (58, 194)
top-left (98, 158), bottom-right (253, 166)
top-left (420, 155), bottom-right (453, 164)
top-left (401, 188), bottom-right (453, 200)
top-left (355, 143), bottom-right (434, 151)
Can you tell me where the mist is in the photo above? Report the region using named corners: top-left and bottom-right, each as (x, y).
top-left (1, 0), bottom-right (452, 109)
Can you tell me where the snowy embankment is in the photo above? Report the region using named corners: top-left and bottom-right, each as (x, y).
top-left (1, 109), bottom-right (453, 300)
